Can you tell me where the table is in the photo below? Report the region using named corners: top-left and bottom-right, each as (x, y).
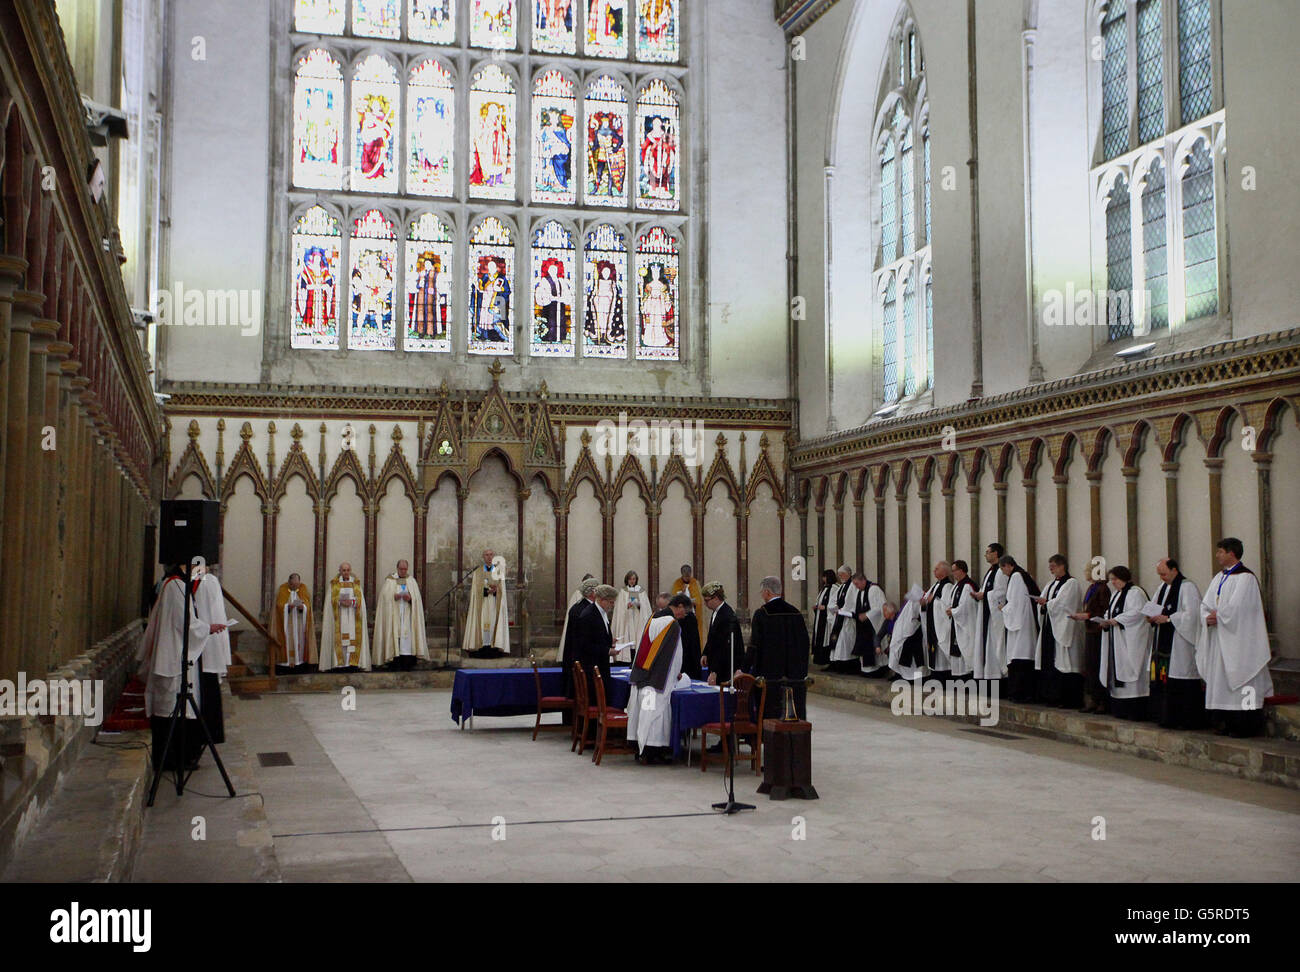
top-left (449, 667), bottom-right (720, 761)
top-left (449, 667), bottom-right (631, 726)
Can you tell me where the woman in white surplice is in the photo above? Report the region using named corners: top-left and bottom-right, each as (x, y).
top-left (612, 570), bottom-right (649, 660)
top-left (1097, 565), bottom-right (1152, 721)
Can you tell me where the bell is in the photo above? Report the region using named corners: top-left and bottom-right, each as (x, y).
top-left (781, 686), bottom-right (799, 722)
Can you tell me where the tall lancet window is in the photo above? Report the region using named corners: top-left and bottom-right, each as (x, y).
top-left (872, 11), bottom-right (930, 407)
top-left (1090, 0), bottom-right (1223, 339)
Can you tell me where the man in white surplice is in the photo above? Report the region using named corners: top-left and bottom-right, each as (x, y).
top-left (830, 573), bottom-right (887, 674)
top-left (1033, 554), bottom-right (1084, 707)
top-left (1097, 565), bottom-right (1152, 720)
top-left (887, 586), bottom-right (927, 681)
top-left (374, 560), bottom-right (429, 670)
top-left (945, 560), bottom-right (980, 678)
top-left (1146, 556), bottom-right (1206, 728)
top-left (999, 555), bottom-right (1040, 702)
top-left (970, 543), bottom-right (1010, 681)
top-left (1195, 537), bottom-right (1273, 738)
top-left (191, 559), bottom-right (232, 744)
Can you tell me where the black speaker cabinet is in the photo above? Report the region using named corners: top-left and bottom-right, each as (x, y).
top-left (158, 500), bottom-right (220, 566)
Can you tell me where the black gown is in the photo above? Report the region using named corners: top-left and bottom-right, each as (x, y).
top-left (810, 585), bottom-right (834, 666)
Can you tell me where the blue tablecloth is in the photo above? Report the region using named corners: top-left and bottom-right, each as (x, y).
top-left (449, 667), bottom-right (632, 723)
top-left (449, 668), bottom-right (731, 758)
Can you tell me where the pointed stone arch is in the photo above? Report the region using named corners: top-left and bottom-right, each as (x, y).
top-left (167, 421), bottom-right (217, 499)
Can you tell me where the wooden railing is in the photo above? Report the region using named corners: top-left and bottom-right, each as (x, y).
top-left (221, 588), bottom-right (279, 690)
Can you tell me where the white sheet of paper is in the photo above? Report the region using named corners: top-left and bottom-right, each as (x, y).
top-left (1140, 600), bottom-right (1163, 618)
top-left (1088, 616), bottom-right (1107, 624)
top-left (836, 608), bottom-right (854, 617)
top-left (223, 619), bottom-right (239, 627)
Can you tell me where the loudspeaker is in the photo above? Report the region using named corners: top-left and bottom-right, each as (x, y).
top-left (158, 500), bottom-right (220, 566)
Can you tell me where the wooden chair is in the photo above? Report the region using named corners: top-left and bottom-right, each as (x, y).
top-left (571, 661), bottom-right (606, 756)
top-left (700, 674), bottom-right (766, 775)
top-left (531, 655), bottom-right (572, 741)
top-left (591, 669), bottom-right (633, 765)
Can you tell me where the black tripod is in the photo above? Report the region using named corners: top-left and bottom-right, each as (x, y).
top-left (146, 562), bottom-right (236, 807)
top-left (712, 619), bottom-right (754, 816)
top-left (428, 565), bottom-right (480, 669)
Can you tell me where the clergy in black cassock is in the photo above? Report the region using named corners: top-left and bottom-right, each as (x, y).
top-left (741, 575), bottom-right (810, 720)
top-left (672, 596), bottom-right (704, 679)
top-left (809, 570), bottom-right (837, 666)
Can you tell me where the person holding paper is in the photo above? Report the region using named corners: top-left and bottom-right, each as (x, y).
top-left (809, 570), bottom-right (838, 666)
top-left (191, 559), bottom-right (231, 744)
top-left (1096, 565), bottom-right (1152, 720)
top-left (272, 573), bottom-right (317, 671)
top-left (888, 585), bottom-right (928, 681)
top-left (999, 555), bottom-right (1041, 702)
top-left (1146, 557), bottom-right (1206, 728)
top-left (1034, 555), bottom-right (1083, 707)
top-left (827, 572), bottom-right (886, 674)
top-left (374, 560), bottom-right (429, 671)
top-left (1195, 538), bottom-right (1274, 738)
top-left (922, 562), bottom-right (953, 680)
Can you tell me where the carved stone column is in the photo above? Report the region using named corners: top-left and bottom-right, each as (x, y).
top-left (1203, 457), bottom-right (1223, 577)
top-left (1, 294), bottom-right (37, 679)
top-left (896, 487), bottom-right (909, 598)
top-left (853, 497), bottom-right (865, 573)
top-left (737, 503), bottom-right (749, 615)
top-left (832, 493), bottom-right (845, 569)
top-left (1053, 474), bottom-right (1069, 559)
top-left (942, 485), bottom-right (955, 561)
top-left (1122, 465), bottom-right (1140, 573)
top-left (555, 505), bottom-right (569, 625)
top-left (874, 494), bottom-right (886, 584)
top-left (646, 502), bottom-right (659, 603)
top-left (919, 486), bottom-right (932, 577)
top-left (1161, 460), bottom-right (1180, 562)
top-left (1086, 470), bottom-right (1103, 567)
top-left (995, 479), bottom-right (1008, 547)
top-left (1253, 452), bottom-right (1273, 626)
top-left (1023, 478), bottom-right (1037, 578)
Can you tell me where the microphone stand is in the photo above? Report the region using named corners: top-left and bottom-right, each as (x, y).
top-left (712, 612), bottom-right (754, 816)
top-left (426, 565), bottom-right (479, 669)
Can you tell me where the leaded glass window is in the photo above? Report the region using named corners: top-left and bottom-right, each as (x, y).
top-left (881, 276), bottom-right (898, 402)
top-left (583, 224), bottom-right (628, 358)
top-left (1136, 0), bottom-right (1164, 144)
top-left (902, 274), bottom-right (917, 396)
top-left (405, 212), bottom-right (454, 352)
top-left (1101, 2), bottom-right (1128, 161)
top-left (1182, 139), bottom-right (1217, 320)
top-left (1106, 175), bottom-right (1133, 341)
top-left (1141, 160), bottom-right (1168, 330)
top-left (1178, 0), bottom-right (1213, 124)
top-left (349, 209), bottom-right (398, 350)
top-left (635, 227), bottom-right (679, 360)
top-left (292, 206), bottom-right (341, 349)
top-left (531, 220), bottom-right (577, 357)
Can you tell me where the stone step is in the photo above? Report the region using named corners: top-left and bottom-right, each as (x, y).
top-left (0, 732), bottom-right (149, 883)
top-left (808, 672), bottom-right (1300, 789)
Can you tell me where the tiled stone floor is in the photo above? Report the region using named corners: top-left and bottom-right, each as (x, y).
top-left (176, 688), bottom-right (1300, 883)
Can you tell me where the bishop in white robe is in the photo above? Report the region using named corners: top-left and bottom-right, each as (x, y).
top-left (191, 561), bottom-right (232, 743)
top-left (1033, 555), bottom-right (1084, 707)
top-left (1098, 567), bottom-right (1152, 720)
top-left (612, 570), bottom-right (650, 660)
top-left (1147, 558), bottom-right (1206, 728)
top-left (374, 560), bottom-right (429, 670)
top-left (137, 567), bottom-right (212, 770)
top-left (272, 573), bottom-right (316, 670)
top-left (921, 562), bottom-right (953, 679)
top-left (1195, 539), bottom-right (1273, 738)
top-left (320, 563), bottom-right (371, 671)
top-left (818, 566), bottom-right (853, 666)
top-left (462, 549), bottom-right (510, 658)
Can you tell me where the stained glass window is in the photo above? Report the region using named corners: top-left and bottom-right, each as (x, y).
top-left (1105, 175), bottom-right (1133, 341)
top-left (295, 0), bottom-right (344, 34)
top-left (1136, 0), bottom-right (1164, 144)
top-left (410, 0), bottom-right (456, 44)
top-left (635, 227), bottom-right (679, 360)
top-left (881, 276), bottom-right (898, 402)
top-left (405, 213), bottom-right (454, 353)
top-left (469, 65), bottom-right (516, 200)
top-left (636, 0), bottom-right (678, 63)
top-left (900, 125), bottom-right (914, 257)
top-left (293, 49), bottom-right (343, 190)
top-left (469, 217), bottom-right (515, 355)
top-left (530, 220), bottom-right (577, 357)
top-left (535, 0), bottom-right (577, 54)
top-left (583, 224), bottom-right (627, 358)
top-left (292, 206), bottom-right (341, 349)
top-left (585, 75), bottom-right (628, 207)
top-left (407, 60), bottom-right (455, 197)
top-left (880, 136), bottom-right (896, 265)
top-left (472, 0), bottom-right (516, 49)
top-left (532, 70), bottom-right (577, 205)
top-left (1141, 160), bottom-right (1168, 330)
top-left (353, 0), bottom-right (400, 39)
top-left (586, 1), bottom-right (628, 59)
top-left (352, 55), bottom-right (400, 194)
top-left (348, 210), bottom-right (397, 351)
top-left (1178, 0), bottom-right (1213, 124)
top-left (902, 273), bottom-right (917, 396)
top-left (1101, 2), bottom-right (1128, 160)
top-left (636, 79), bottom-right (679, 211)
top-left (1182, 139), bottom-right (1217, 320)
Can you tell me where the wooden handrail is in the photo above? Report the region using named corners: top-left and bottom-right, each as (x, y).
top-left (221, 588), bottom-right (279, 689)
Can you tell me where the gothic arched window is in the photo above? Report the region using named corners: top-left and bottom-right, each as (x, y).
top-left (407, 59), bottom-right (455, 197)
top-left (535, 0), bottom-right (577, 54)
top-left (635, 226), bottom-right (679, 360)
top-left (472, 0), bottom-right (518, 49)
top-left (469, 217), bottom-right (515, 355)
top-left (293, 49), bottom-right (343, 190)
top-left (469, 65), bottom-right (517, 200)
top-left (635, 78), bottom-right (680, 212)
top-left (349, 209), bottom-right (398, 350)
top-left (583, 224), bottom-right (628, 358)
top-left (405, 212), bottom-right (454, 353)
top-left (351, 55), bottom-right (400, 194)
top-left (873, 12), bottom-right (930, 407)
top-left (1090, 0), bottom-right (1223, 338)
top-left (585, 75), bottom-right (629, 208)
top-left (291, 205), bottom-right (342, 349)
top-left (532, 69), bottom-right (577, 205)
top-left (531, 220), bottom-right (577, 357)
